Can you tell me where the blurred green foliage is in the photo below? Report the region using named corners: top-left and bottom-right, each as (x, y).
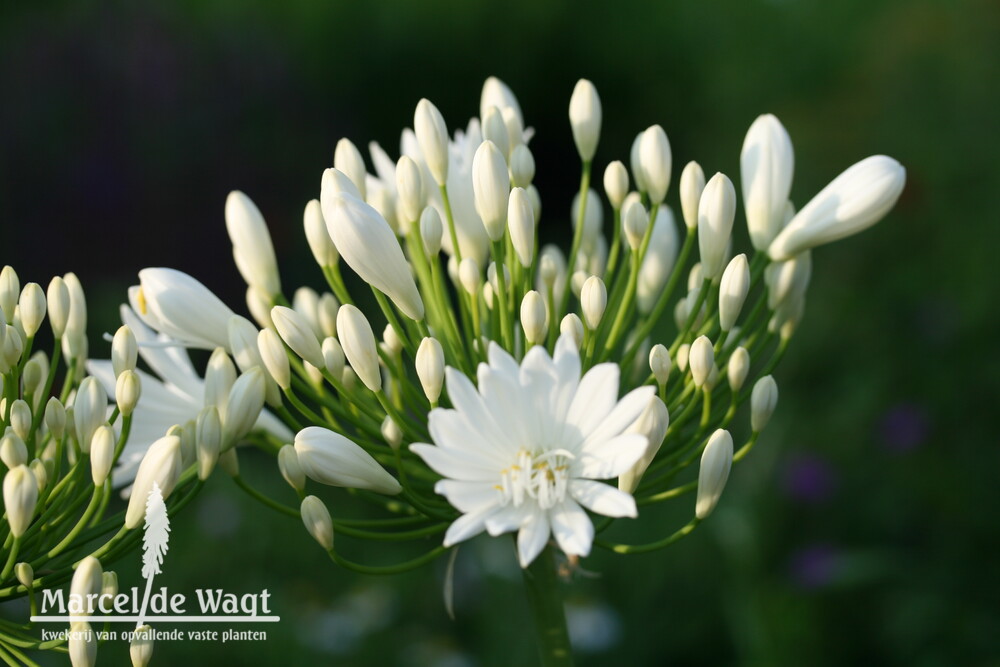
top-left (1, 0), bottom-right (998, 664)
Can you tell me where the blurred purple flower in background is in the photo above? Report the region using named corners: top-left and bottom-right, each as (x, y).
top-left (788, 544), bottom-right (842, 590)
top-left (780, 453), bottom-right (837, 503)
top-left (879, 402), bottom-right (929, 453)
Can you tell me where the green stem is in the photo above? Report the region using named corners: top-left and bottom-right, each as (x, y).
top-left (522, 545), bottom-right (573, 666)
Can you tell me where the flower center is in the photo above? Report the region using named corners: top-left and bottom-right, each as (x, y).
top-left (496, 449), bottom-right (574, 510)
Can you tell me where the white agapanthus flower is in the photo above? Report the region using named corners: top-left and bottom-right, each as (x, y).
top-left (411, 336), bottom-right (653, 567)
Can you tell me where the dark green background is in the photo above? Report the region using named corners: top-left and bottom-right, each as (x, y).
top-left (1, 0), bottom-right (997, 664)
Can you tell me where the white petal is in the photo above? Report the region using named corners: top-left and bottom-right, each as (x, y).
top-left (410, 444), bottom-right (497, 482)
top-left (487, 341), bottom-right (520, 379)
top-left (549, 499), bottom-right (594, 558)
top-left (517, 513), bottom-right (551, 568)
top-left (484, 503), bottom-right (529, 536)
top-left (427, 410), bottom-right (508, 466)
top-left (574, 433), bottom-right (648, 480)
top-left (564, 363), bottom-right (620, 447)
top-left (121, 305), bottom-right (201, 398)
top-left (443, 505), bottom-right (495, 547)
top-left (444, 368), bottom-right (510, 454)
top-left (435, 480), bottom-right (500, 513)
top-left (580, 386), bottom-right (656, 451)
top-left (570, 480), bottom-right (637, 518)
top-left (477, 365), bottom-right (534, 450)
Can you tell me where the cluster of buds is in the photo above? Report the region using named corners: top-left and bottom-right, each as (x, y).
top-left (107, 77), bottom-right (903, 577)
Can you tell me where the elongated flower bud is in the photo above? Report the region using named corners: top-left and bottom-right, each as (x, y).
top-left (125, 435), bottom-right (183, 529)
top-left (226, 191), bottom-right (281, 297)
top-left (334, 138), bottom-right (367, 199)
top-left (337, 305), bottom-right (381, 392)
top-left (22, 357), bottom-right (43, 396)
top-left (509, 144), bottom-right (535, 188)
top-left (395, 155), bottom-right (425, 224)
top-left (472, 140), bottom-right (510, 242)
top-left (196, 406), bottom-right (221, 481)
top-left (569, 79), bottom-right (601, 161)
top-left (559, 314), bottom-right (584, 349)
top-left (257, 328), bottom-right (291, 389)
top-left (719, 254), bottom-right (750, 332)
top-left (622, 200), bottom-right (649, 252)
top-left (271, 306), bottom-right (323, 369)
top-left (751, 375), bottom-right (779, 432)
top-left (295, 427), bottom-right (402, 494)
top-left (508, 187), bottom-right (535, 267)
top-left (321, 337), bottom-right (345, 379)
top-left (16, 562), bottom-right (33, 589)
top-left (639, 125), bottom-right (672, 204)
top-left (580, 276), bottom-right (607, 329)
top-left (416, 337), bottom-right (444, 404)
top-left (46, 276), bottom-right (70, 338)
top-left (74, 377), bottom-right (107, 454)
top-left (0, 266), bottom-right (18, 324)
top-left (1, 431), bottom-right (27, 468)
top-left (18, 283), bottom-right (45, 338)
top-left (135, 268), bottom-right (234, 349)
top-left (321, 190), bottom-right (424, 321)
top-left (520, 291), bottom-right (547, 345)
top-left (482, 105), bottom-right (509, 158)
top-left (414, 98), bottom-right (450, 185)
top-left (742, 114), bottom-right (795, 250)
top-left (69, 622), bottom-right (97, 667)
top-left (227, 316), bottom-right (263, 375)
top-left (381, 416), bottom-right (403, 450)
top-left (45, 397), bottom-right (66, 439)
top-left (679, 161), bottom-right (706, 230)
top-left (204, 347), bottom-right (237, 419)
top-left (637, 206), bottom-right (680, 314)
top-left (769, 155), bottom-right (905, 260)
top-left (727, 347), bottom-right (751, 392)
top-left (571, 189), bottom-right (603, 255)
top-left (696, 429), bottom-right (734, 519)
top-left (698, 173), bottom-right (737, 280)
top-left (420, 206), bottom-right (443, 256)
top-left (649, 344), bottom-right (672, 386)
top-left (278, 445), bottom-right (305, 492)
top-left (688, 336), bottom-right (714, 389)
top-left (766, 251), bottom-right (812, 310)
top-left (90, 425), bottom-right (115, 486)
top-left (111, 325), bottom-right (137, 377)
top-left (458, 259), bottom-right (481, 297)
top-left (603, 160), bottom-right (629, 209)
top-left (3, 465), bottom-right (37, 537)
top-left (9, 400), bottom-right (30, 442)
top-left (300, 495), bottom-right (334, 550)
top-left (619, 397), bottom-right (670, 493)
top-left (1, 325), bottom-right (23, 372)
top-left (304, 199), bottom-right (339, 267)
top-left (130, 625), bottom-right (154, 667)
top-left (222, 368), bottom-right (266, 448)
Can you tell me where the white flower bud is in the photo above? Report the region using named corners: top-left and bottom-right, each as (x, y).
top-left (569, 79), bottom-right (601, 161)
top-left (109, 325), bottom-right (136, 378)
top-left (9, 400), bottom-right (30, 442)
top-left (697, 173), bottom-right (737, 280)
top-left (696, 429), bottom-right (734, 519)
top-left (45, 276), bottom-right (70, 338)
top-left (196, 406), bottom-right (221, 481)
top-left (271, 306), bottom-right (323, 369)
top-left (580, 276), bottom-right (607, 329)
top-left (227, 316), bottom-right (264, 376)
top-left (751, 375), bottom-right (779, 432)
top-left (28, 458), bottom-right (44, 493)
top-left (300, 495), bottom-right (334, 550)
top-left (472, 140), bottom-right (510, 242)
top-left (458, 258), bottom-right (482, 296)
top-left (637, 206), bottom-right (680, 314)
top-left (509, 144), bottom-right (535, 188)
top-left (317, 293), bottom-right (339, 338)
top-left (67, 622), bottom-right (97, 667)
top-left (679, 161), bottom-right (706, 230)
top-left (222, 368), bottom-right (266, 448)
top-left (295, 426), bottom-right (402, 494)
top-left (420, 206), bottom-right (444, 256)
top-left (559, 314), bottom-right (585, 349)
top-left (226, 191), bottom-right (281, 297)
top-left (4, 465), bottom-right (37, 538)
top-left (619, 397), bottom-right (670, 493)
top-left (292, 287), bottom-right (323, 339)
top-left (719, 254), bottom-right (751, 332)
top-left (688, 336), bottom-right (715, 388)
top-left (90, 425), bottom-right (114, 486)
top-left (278, 444), bottom-right (305, 492)
top-left (415, 337), bottom-right (444, 404)
top-left (22, 356), bottom-right (43, 396)
top-left (769, 155), bottom-right (905, 260)
top-left (638, 125), bottom-right (672, 204)
top-left (321, 189), bottom-right (424, 321)
top-left (1, 432), bottom-right (27, 469)
top-left (393, 157), bottom-right (423, 227)
top-left (134, 269), bottom-right (234, 350)
top-left (508, 187), bottom-right (535, 267)
top-left (334, 138), bottom-right (368, 200)
top-left (381, 324), bottom-right (403, 360)
top-left (482, 105), bottom-right (510, 158)
top-left (527, 184), bottom-right (542, 223)
top-left (218, 448), bottom-right (239, 477)
top-left (414, 98), bottom-right (450, 186)
top-left (603, 160), bottom-right (629, 209)
top-left (765, 251), bottom-right (812, 310)
top-left (16, 562), bottom-right (33, 589)
top-left (0, 267), bottom-right (18, 325)
top-left (45, 397), bottom-right (66, 439)
top-left (622, 199), bottom-right (649, 252)
top-left (481, 76), bottom-right (523, 128)
top-left (1, 325), bottom-right (23, 371)
top-left (257, 328), bottom-right (291, 390)
top-left (337, 305), bottom-right (381, 392)
top-left (125, 436), bottom-right (182, 528)
top-left (74, 377), bottom-right (107, 454)
top-left (571, 189), bottom-right (603, 255)
top-left (18, 283), bottom-right (45, 338)
top-left (204, 347), bottom-right (237, 420)
top-left (115, 369), bottom-right (141, 417)
top-left (727, 347), bottom-right (751, 392)
top-left (486, 262), bottom-right (511, 296)
top-left (502, 106), bottom-right (525, 149)
top-left (71, 556), bottom-right (103, 618)
top-left (380, 416), bottom-right (403, 450)
top-left (130, 625), bottom-right (154, 667)
top-left (520, 291), bottom-right (547, 345)
top-left (649, 344), bottom-right (672, 386)
top-left (242, 286), bottom-right (271, 329)
top-left (321, 337), bottom-right (345, 380)
top-left (741, 114), bottom-right (795, 250)
top-left (303, 199), bottom-right (339, 268)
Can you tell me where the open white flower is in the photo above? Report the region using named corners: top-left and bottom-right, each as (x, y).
top-left (411, 336), bottom-right (653, 567)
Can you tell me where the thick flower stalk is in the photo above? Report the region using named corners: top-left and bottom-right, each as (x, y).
top-left (122, 77), bottom-right (904, 665)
